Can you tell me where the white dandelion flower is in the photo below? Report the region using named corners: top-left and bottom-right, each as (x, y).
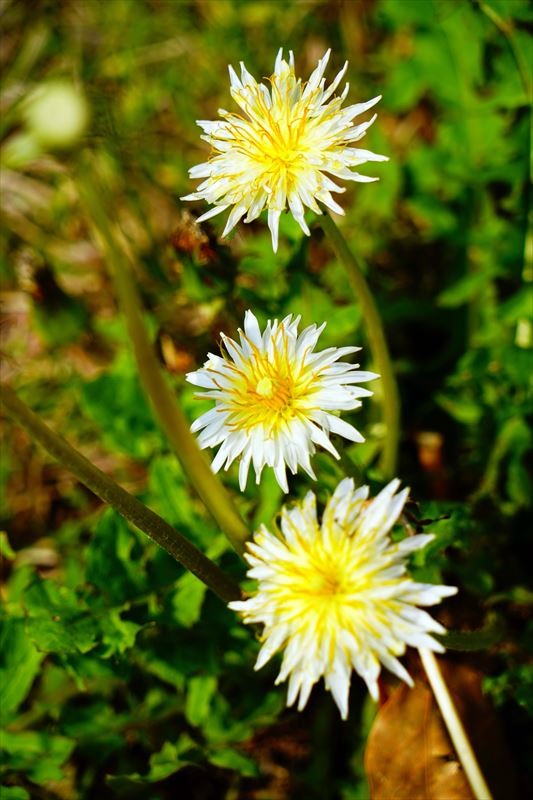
top-left (182, 48), bottom-right (387, 251)
top-left (186, 310), bottom-right (377, 492)
top-left (229, 478), bottom-right (458, 719)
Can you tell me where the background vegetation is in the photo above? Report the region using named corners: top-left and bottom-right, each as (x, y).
top-left (1, 0), bottom-right (531, 798)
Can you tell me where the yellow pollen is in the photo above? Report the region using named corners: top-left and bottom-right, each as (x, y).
top-left (220, 330), bottom-right (322, 434)
top-left (292, 557), bottom-right (348, 603)
top-left (319, 572), bottom-right (342, 597)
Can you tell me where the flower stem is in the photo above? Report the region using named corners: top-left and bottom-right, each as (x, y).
top-left (419, 647), bottom-right (493, 800)
top-left (77, 162), bottom-right (249, 556)
top-left (319, 212), bottom-right (400, 479)
top-left (1, 385), bottom-right (241, 604)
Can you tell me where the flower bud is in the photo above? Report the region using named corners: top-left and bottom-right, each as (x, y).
top-left (24, 81), bottom-right (89, 148)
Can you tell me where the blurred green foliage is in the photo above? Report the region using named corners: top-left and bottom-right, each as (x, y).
top-left (1, 0), bottom-right (531, 798)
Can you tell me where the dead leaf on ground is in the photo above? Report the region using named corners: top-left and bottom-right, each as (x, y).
top-left (365, 660), bottom-right (517, 800)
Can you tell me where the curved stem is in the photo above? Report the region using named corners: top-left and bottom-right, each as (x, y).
top-left (319, 212), bottom-right (400, 478)
top-left (419, 648), bottom-right (493, 800)
top-left (1, 385), bottom-right (241, 605)
top-left (77, 163), bottom-right (249, 556)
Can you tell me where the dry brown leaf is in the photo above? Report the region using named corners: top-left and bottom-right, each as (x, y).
top-left (365, 661), bottom-right (516, 800)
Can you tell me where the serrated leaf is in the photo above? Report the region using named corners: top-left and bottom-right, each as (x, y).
top-left (23, 579), bottom-right (98, 656)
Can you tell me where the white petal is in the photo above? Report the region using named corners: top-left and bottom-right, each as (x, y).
top-left (268, 208), bottom-right (281, 252)
top-left (323, 413), bottom-right (365, 443)
top-left (243, 310), bottom-right (263, 348)
top-left (274, 458), bottom-right (289, 493)
top-left (195, 204), bottom-right (230, 223)
top-left (344, 95), bottom-right (382, 119)
top-left (222, 203), bottom-right (248, 237)
top-left (326, 671), bottom-right (350, 720)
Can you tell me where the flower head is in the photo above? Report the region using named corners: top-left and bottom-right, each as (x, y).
top-left (229, 478), bottom-right (457, 719)
top-left (186, 310), bottom-right (377, 492)
top-left (182, 48), bottom-right (387, 251)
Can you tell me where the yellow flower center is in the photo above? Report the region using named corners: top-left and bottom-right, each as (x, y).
top-left (280, 555), bottom-right (354, 635)
top-left (222, 75), bottom-right (327, 199)
top-left (305, 557), bottom-right (349, 599)
top-left (317, 570), bottom-right (342, 598)
top-left (253, 373), bottom-right (293, 412)
top-left (217, 327), bottom-right (320, 435)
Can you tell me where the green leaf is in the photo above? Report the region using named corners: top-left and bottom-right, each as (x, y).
top-left (81, 353), bottom-right (163, 458)
top-left (436, 393), bottom-right (483, 424)
top-left (148, 455), bottom-right (189, 526)
top-left (208, 747), bottom-right (259, 777)
top-left (487, 587), bottom-right (533, 606)
top-left (135, 630), bottom-right (220, 691)
top-left (148, 454), bottom-right (217, 548)
top-left (23, 579), bottom-right (98, 655)
top-left (484, 665), bottom-right (533, 715)
top-left (171, 572), bottom-right (207, 628)
top-left (99, 610), bottom-right (141, 657)
top-left (381, 0), bottom-right (438, 25)
top-left (86, 509), bottom-right (148, 605)
top-left (0, 730), bottom-right (74, 785)
top-left (185, 675), bottom-right (218, 726)
top-left (405, 197), bottom-right (458, 236)
top-left (438, 267), bottom-right (500, 308)
top-left (0, 618), bottom-right (44, 724)
top-left (476, 417), bottom-right (532, 508)
top-left (147, 736), bottom-right (197, 781)
top-left (500, 286), bottom-right (533, 324)
top-left (135, 651), bottom-right (185, 691)
top-left (0, 532), bottom-right (16, 561)
top-left (25, 616), bottom-right (96, 656)
top-left (202, 689), bottom-right (285, 745)
top-left (0, 787), bottom-right (31, 800)
top-left (106, 735), bottom-right (198, 790)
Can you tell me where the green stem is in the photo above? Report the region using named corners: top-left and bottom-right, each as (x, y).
top-left (419, 648), bottom-right (493, 800)
top-left (77, 162), bottom-right (249, 556)
top-left (1, 385), bottom-right (241, 604)
top-left (473, 1), bottom-right (532, 125)
top-left (319, 212), bottom-right (400, 479)
top-left (473, 0), bottom-right (533, 293)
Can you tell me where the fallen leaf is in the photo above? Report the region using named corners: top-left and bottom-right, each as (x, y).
top-left (365, 660), bottom-right (516, 800)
